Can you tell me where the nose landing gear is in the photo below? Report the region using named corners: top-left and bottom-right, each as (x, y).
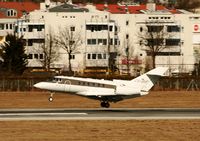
top-left (49, 92), bottom-right (54, 102)
top-left (100, 101), bottom-right (110, 108)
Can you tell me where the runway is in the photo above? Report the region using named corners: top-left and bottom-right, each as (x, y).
top-left (0, 108), bottom-right (200, 120)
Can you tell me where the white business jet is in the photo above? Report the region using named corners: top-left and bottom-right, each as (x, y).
top-left (34, 67), bottom-right (168, 108)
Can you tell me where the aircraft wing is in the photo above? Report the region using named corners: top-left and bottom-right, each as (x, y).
top-left (76, 87), bottom-right (116, 96)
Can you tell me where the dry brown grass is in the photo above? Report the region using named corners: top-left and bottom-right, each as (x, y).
top-left (0, 120), bottom-right (200, 141)
top-left (0, 91), bottom-right (200, 108)
top-left (0, 91), bottom-right (200, 140)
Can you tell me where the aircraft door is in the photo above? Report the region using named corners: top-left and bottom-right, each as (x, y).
top-left (64, 80), bottom-right (71, 92)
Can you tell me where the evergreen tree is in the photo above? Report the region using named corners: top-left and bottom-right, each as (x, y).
top-left (0, 34), bottom-right (28, 75)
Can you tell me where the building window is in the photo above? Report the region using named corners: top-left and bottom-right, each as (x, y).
top-left (7, 11), bottom-right (10, 16)
top-left (7, 9), bottom-right (17, 17)
top-left (115, 26), bottom-right (119, 33)
top-left (126, 34), bottom-right (129, 39)
top-left (140, 27), bottom-right (143, 32)
top-left (70, 54), bottom-right (75, 59)
top-left (39, 54), bottom-right (43, 59)
top-left (0, 24), bottom-right (4, 30)
top-left (114, 39), bottom-right (118, 45)
top-left (86, 25), bottom-right (108, 32)
top-left (92, 54), bottom-right (96, 59)
top-left (147, 39), bottom-right (163, 46)
top-left (34, 54), bottom-right (38, 59)
top-left (87, 53), bottom-right (106, 59)
top-left (6, 24), bottom-right (8, 29)
top-left (87, 54), bottom-right (91, 59)
top-left (10, 24), bottom-right (13, 29)
top-left (28, 40), bottom-right (33, 46)
top-left (87, 39), bottom-right (96, 45)
top-left (139, 40), bottom-right (142, 45)
top-left (28, 54), bottom-right (33, 59)
top-left (147, 26), bottom-right (163, 32)
top-left (97, 54), bottom-right (102, 59)
top-left (126, 20), bottom-right (129, 26)
top-left (87, 39), bottom-right (91, 45)
top-left (110, 38), bottom-right (113, 45)
top-left (166, 39), bottom-right (180, 46)
top-left (28, 39), bottom-right (33, 46)
top-left (109, 26), bottom-right (113, 32)
top-left (70, 26), bottom-right (75, 31)
top-left (167, 26), bottom-right (180, 32)
top-left (103, 54), bottom-right (106, 59)
top-left (98, 39), bottom-right (107, 45)
top-left (38, 25), bottom-right (44, 31)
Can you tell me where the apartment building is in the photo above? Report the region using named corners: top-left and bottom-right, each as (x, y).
top-left (0, 2), bottom-right (39, 41)
top-left (1, 1), bottom-right (200, 75)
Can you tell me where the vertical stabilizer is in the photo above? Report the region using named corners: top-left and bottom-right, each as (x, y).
top-left (131, 67), bottom-right (168, 95)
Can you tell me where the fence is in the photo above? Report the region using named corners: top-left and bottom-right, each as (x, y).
top-left (0, 77), bottom-right (48, 91)
top-left (0, 76), bottom-right (199, 91)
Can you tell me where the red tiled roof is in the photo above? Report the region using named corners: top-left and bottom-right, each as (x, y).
top-left (169, 9), bottom-right (181, 14)
top-left (0, 2), bottom-right (39, 18)
top-left (95, 4), bottom-right (172, 14)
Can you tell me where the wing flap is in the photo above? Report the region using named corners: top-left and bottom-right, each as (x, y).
top-left (76, 88), bottom-right (115, 96)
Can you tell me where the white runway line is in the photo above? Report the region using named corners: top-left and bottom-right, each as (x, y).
top-left (0, 113), bottom-right (88, 116)
top-left (1, 116), bottom-right (200, 121)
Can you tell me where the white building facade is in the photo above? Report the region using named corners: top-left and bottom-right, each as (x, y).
top-left (10, 2), bottom-right (200, 75)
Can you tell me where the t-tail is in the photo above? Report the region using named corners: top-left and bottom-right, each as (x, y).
top-left (131, 67), bottom-right (168, 95)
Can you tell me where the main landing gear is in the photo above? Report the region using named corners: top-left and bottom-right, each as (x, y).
top-left (100, 101), bottom-right (110, 108)
top-left (49, 92), bottom-right (54, 102)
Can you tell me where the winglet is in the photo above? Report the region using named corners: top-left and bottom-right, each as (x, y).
top-left (146, 67), bottom-right (168, 76)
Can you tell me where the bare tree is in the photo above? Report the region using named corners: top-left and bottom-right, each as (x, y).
top-left (123, 38), bottom-right (134, 75)
top-left (38, 29), bottom-right (59, 71)
top-left (138, 21), bottom-right (172, 68)
top-left (55, 26), bottom-right (82, 74)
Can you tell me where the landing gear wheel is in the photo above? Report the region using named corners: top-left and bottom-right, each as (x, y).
top-left (49, 92), bottom-right (54, 102)
top-left (100, 101), bottom-right (110, 108)
top-left (49, 97), bottom-right (53, 102)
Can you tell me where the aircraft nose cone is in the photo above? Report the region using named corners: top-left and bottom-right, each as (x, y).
top-left (34, 82), bottom-right (42, 89)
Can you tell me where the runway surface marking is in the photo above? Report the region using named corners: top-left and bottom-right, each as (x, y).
top-left (0, 108), bottom-right (200, 120)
